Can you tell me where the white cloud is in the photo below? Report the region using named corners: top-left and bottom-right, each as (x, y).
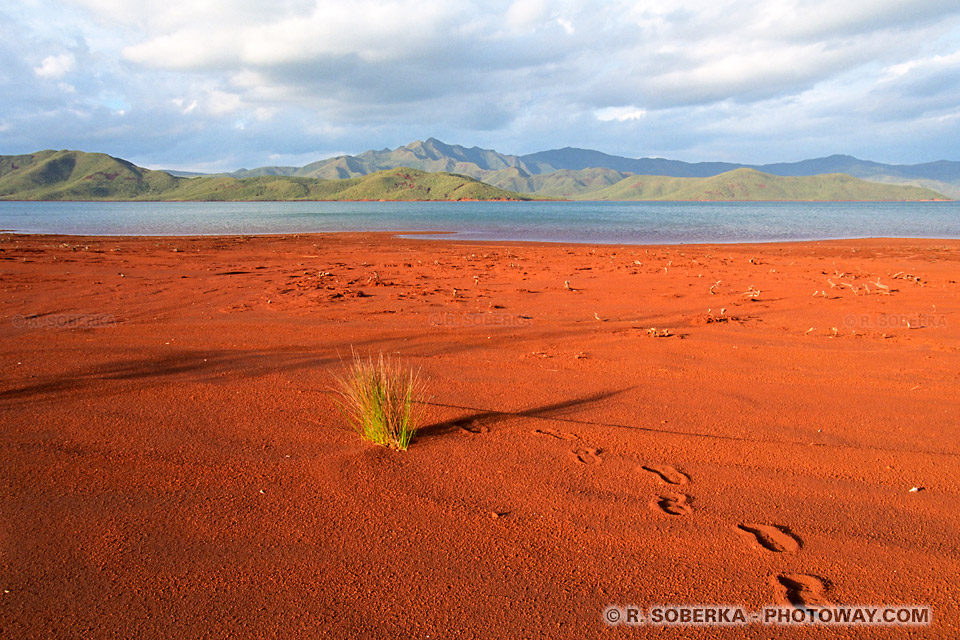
top-left (205, 90), bottom-right (242, 115)
top-left (595, 106), bottom-right (647, 122)
top-left (506, 0), bottom-right (548, 29)
top-left (120, 0), bottom-right (473, 67)
top-left (34, 52), bottom-right (75, 78)
top-left (172, 97), bottom-right (198, 114)
top-left (884, 50), bottom-right (960, 79)
top-left (69, 0), bottom-right (960, 117)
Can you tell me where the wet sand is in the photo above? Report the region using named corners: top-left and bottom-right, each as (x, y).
top-left (1, 232), bottom-right (958, 638)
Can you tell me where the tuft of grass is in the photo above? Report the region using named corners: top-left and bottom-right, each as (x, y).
top-left (334, 352), bottom-right (425, 450)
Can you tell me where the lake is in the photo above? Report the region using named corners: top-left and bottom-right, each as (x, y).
top-left (1, 200), bottom-right (958, 244)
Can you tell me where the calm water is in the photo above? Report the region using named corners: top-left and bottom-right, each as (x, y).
top-left (1, 200), bottom-right (958, 244)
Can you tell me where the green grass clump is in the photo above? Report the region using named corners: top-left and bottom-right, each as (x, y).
top-left (335, 352), bottom-right (425, 451)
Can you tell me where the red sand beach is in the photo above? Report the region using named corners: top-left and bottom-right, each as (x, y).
top-left (1, 232), bottom-right (958, 638)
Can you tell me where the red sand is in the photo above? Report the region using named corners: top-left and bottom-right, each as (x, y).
top-left (1, 232), bottom-right (958, 638)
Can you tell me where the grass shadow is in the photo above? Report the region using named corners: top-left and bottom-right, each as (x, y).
top-left (416, 388), bottom-right (631, 440)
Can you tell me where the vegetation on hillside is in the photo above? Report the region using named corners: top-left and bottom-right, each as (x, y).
top-left (577, 169), bottom-right (948, 201)
top-left (0, 150), bottom-right (949, 202)
top-left (0, 151), bottom-right (533, 201)
top-left (0, 150), bottom-right (179, 200)
top-left (218, 139), bottom-right (960, 199)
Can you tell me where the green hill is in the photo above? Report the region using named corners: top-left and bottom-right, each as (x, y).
top-left (162, 168), bottom-right (531, 201)
top-left (579, 169), bottom-right (948, 201)
top-left (480, 167), bottom-right (631, 196)
top-left (0, 150), bottom-right (180, 200)
top-left (0, 151), bottom-right (533, 201)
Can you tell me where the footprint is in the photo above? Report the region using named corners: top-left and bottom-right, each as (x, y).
top-left (651, 493), bottom-right (693, 516)
top-left (736, 524), bottom-right (802, 554)
top-left (642, 464), bottom-right (690, 485)
top-left (534, 428), bottom-right (577, 441)
top-left (775, 574), bottom-right (832, 610)
top-left (572, 447), bottom-right (602, 465)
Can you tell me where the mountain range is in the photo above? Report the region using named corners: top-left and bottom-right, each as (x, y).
top-left (0, 151), bottom-right (531, 202)
top-left (219, 138), bottom-right (960, 199)
top-left (0, 144), bottom-right (952, 202)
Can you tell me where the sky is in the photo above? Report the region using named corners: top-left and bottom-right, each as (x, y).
top-left (3, 0), bottom-right (960, 172)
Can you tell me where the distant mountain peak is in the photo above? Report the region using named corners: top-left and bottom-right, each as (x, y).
top-left (210, 138), bottom-right (960, 199)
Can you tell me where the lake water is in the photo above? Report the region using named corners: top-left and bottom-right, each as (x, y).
top-left (1, 200), bottom-right (958, 245)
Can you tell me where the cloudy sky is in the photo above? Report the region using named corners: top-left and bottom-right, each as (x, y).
top-left (3, 0), bottom-right (960, 171)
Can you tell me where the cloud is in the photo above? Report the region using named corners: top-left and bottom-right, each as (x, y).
top-left (506, 0), bottom-right (548, 30)
top-left (883, 50), bottom-right (960, 82)
top-left (594, 106), bottom-right (647, 122)
top-left (120, 0), bottom-right (474, 68)
top-left (34, 52), bottom-right (75, 78)
top-left (205, 90), bottom-right (243, 116)
top-left (0, 0), bottom-right (958, 168)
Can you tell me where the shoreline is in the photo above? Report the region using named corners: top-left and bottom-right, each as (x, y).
top-left (2, 232), bottom-right (958, 638)
top-left (4, 230), bottom-right (960, 248)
